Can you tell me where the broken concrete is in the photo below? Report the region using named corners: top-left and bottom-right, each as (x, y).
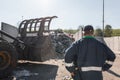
top-left (50, 30), bottom-right (74, 55)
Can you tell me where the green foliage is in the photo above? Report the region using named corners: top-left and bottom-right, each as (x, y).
top-left (95, 28), bottom-right (103, 37)
top-left (104, 25), bottom-right (112, 37)
top-left (112, 29), bottom-right (120, 36)
top-left (63, 29), bottom-right (78, 34)
top-left (57, 25), bottom-right (120, 37)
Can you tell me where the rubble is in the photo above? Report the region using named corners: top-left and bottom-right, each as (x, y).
top-left (50, 30), bottom-right (74, 56)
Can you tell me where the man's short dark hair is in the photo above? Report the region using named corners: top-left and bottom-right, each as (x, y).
top-left (83, 25), bottom-right (94, 35)
top-left (83, 25), bottom-right (94, 32)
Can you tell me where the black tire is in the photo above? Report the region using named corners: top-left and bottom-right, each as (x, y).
top-left (0, 41), bottom-right (18, 79)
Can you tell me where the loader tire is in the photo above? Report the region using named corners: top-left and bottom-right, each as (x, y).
top-left (0, 41), bottom-right (18, 79)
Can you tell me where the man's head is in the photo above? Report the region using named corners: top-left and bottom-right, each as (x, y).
top-left (83, 25), bottom-right (94, 36)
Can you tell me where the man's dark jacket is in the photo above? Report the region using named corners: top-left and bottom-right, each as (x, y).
top-left (65, 36), bottom-right (116, 80)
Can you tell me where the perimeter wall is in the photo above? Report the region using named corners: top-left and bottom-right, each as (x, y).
top-left (73, 31), bottom-right (120, 53)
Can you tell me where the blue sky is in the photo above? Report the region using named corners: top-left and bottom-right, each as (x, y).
top-left (0, 0), bottom-right (120, 29)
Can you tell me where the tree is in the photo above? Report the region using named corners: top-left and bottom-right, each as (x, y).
top-left (104, 25), bottom-right (112, 37)
top-left (95, 28), bottom-right (103, 37)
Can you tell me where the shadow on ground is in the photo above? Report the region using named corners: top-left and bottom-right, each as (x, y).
top-left (107, 70), bottom-right (120, 78)
top-left (13, 62), bottom-right (58, 80)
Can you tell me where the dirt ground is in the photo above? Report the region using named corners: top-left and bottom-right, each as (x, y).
top-left (10, 53), bottom-right (120, 80)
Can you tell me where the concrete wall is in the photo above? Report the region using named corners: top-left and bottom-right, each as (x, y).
top-left (73, 30), bottom-right (82, 41)
top-left (104, 36), bottom-right (120, 53)
top-left (73, 30), bottom-right (120, 53)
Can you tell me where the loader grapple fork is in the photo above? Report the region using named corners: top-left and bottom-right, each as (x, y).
top-left (19, 16), bottom-right (57, 38)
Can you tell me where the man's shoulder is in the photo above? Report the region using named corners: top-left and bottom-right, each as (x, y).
top-left (72, 39), bottom-right (82, 46)
top-left (75, 38), bottom-right (83, 44)
top-left (95, 37), bottom-right (106, 44)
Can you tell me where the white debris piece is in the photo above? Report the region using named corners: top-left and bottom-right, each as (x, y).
top-left (13, 69), bottom-right (39, 78)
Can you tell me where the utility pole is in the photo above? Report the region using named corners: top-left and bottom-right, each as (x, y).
top-left (103, 0), bottom-right (104, 37)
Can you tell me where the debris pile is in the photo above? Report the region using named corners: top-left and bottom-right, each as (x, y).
top-left (50, 30), bottom-right (74, 55)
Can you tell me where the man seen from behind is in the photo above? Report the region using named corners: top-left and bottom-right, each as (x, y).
top-left (64, 25), bottom-right (116, 80)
